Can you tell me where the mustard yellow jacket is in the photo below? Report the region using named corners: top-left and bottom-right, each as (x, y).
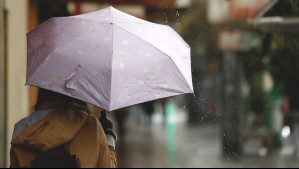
top-left (10, 108), bottom-right (117, 168)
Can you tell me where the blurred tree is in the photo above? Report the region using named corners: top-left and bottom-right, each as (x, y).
top-left (180, 0), bottom-right (221, 125)
top-left (269, 34), bottom-right (299, 112)
top-left (265, 0), bottom-right (299, 17)
top-left (254, 0), bottom-right (299, 130)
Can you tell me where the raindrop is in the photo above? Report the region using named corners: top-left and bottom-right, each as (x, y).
top-left (175, 10), bottom-right (181, 26)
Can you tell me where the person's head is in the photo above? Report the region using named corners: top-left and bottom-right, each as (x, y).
top-left (35, 88), bottom-right (104, 116)
top-left (35, 88), bottom-right (87, 112)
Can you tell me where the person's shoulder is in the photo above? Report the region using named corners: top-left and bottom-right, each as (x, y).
top-left (12, 116), bottom-right (31, 139)
top-left (14, 115), bottom-right (31, 129)
top-left (12, 109), bottom-right (54, 138)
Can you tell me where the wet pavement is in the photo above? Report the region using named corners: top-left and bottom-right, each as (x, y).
top-left (113, 103), bottom-right (299, 168)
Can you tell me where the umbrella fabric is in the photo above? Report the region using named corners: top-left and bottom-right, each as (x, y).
top-left (26, 6), bottom-right (193, 111)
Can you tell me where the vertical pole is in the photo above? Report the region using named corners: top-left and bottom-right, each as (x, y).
top-left (0, 0), bottom-right (7, 167)
top-left (221, 52), bottom-right (242, 157)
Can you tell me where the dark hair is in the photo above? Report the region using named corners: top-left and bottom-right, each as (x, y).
top-left (35, 88), bottom-right (89, 114)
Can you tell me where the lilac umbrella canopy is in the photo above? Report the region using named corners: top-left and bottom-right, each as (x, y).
top-left (26, 6), bottom-right (193, 111)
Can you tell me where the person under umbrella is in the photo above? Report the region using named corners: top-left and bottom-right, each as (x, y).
top-left (10, 88), bottom-right (117, 168)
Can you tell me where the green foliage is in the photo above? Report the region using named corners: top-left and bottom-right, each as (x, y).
top-left (266, 0), bottom-right (299, 17)
top-left (269, 34), bottom-right (299, 85)
top-left (239, 31), bottom-right (269, 86)
top-left (180, 2), bottom-right (221, 73)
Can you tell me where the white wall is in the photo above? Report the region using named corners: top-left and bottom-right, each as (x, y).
top-left (5, 0), bottom-right (28, 166)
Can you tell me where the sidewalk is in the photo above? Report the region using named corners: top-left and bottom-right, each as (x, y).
top-left (114, 103), bottom-right (299, 168)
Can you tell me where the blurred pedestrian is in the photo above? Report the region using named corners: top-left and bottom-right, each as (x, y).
top-left (10, 88), bottom-right (117, 168)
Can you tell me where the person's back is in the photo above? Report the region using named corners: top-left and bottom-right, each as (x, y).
top-left (10, 89), bottom-right (117, 168)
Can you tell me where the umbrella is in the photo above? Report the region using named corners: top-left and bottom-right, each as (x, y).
top-left (26, 6), bottom-right (193, 111)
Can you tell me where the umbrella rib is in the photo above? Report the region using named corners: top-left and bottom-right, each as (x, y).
top-left (113, 23), bottom-right (193, 91)
top-left (109, 9), bottom-right (114, 111)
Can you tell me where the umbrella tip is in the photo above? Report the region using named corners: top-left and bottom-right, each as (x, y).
top-left (108, 6), bottom-right (115, 10)
top-left (106, 6), bottom-right (116, 13)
